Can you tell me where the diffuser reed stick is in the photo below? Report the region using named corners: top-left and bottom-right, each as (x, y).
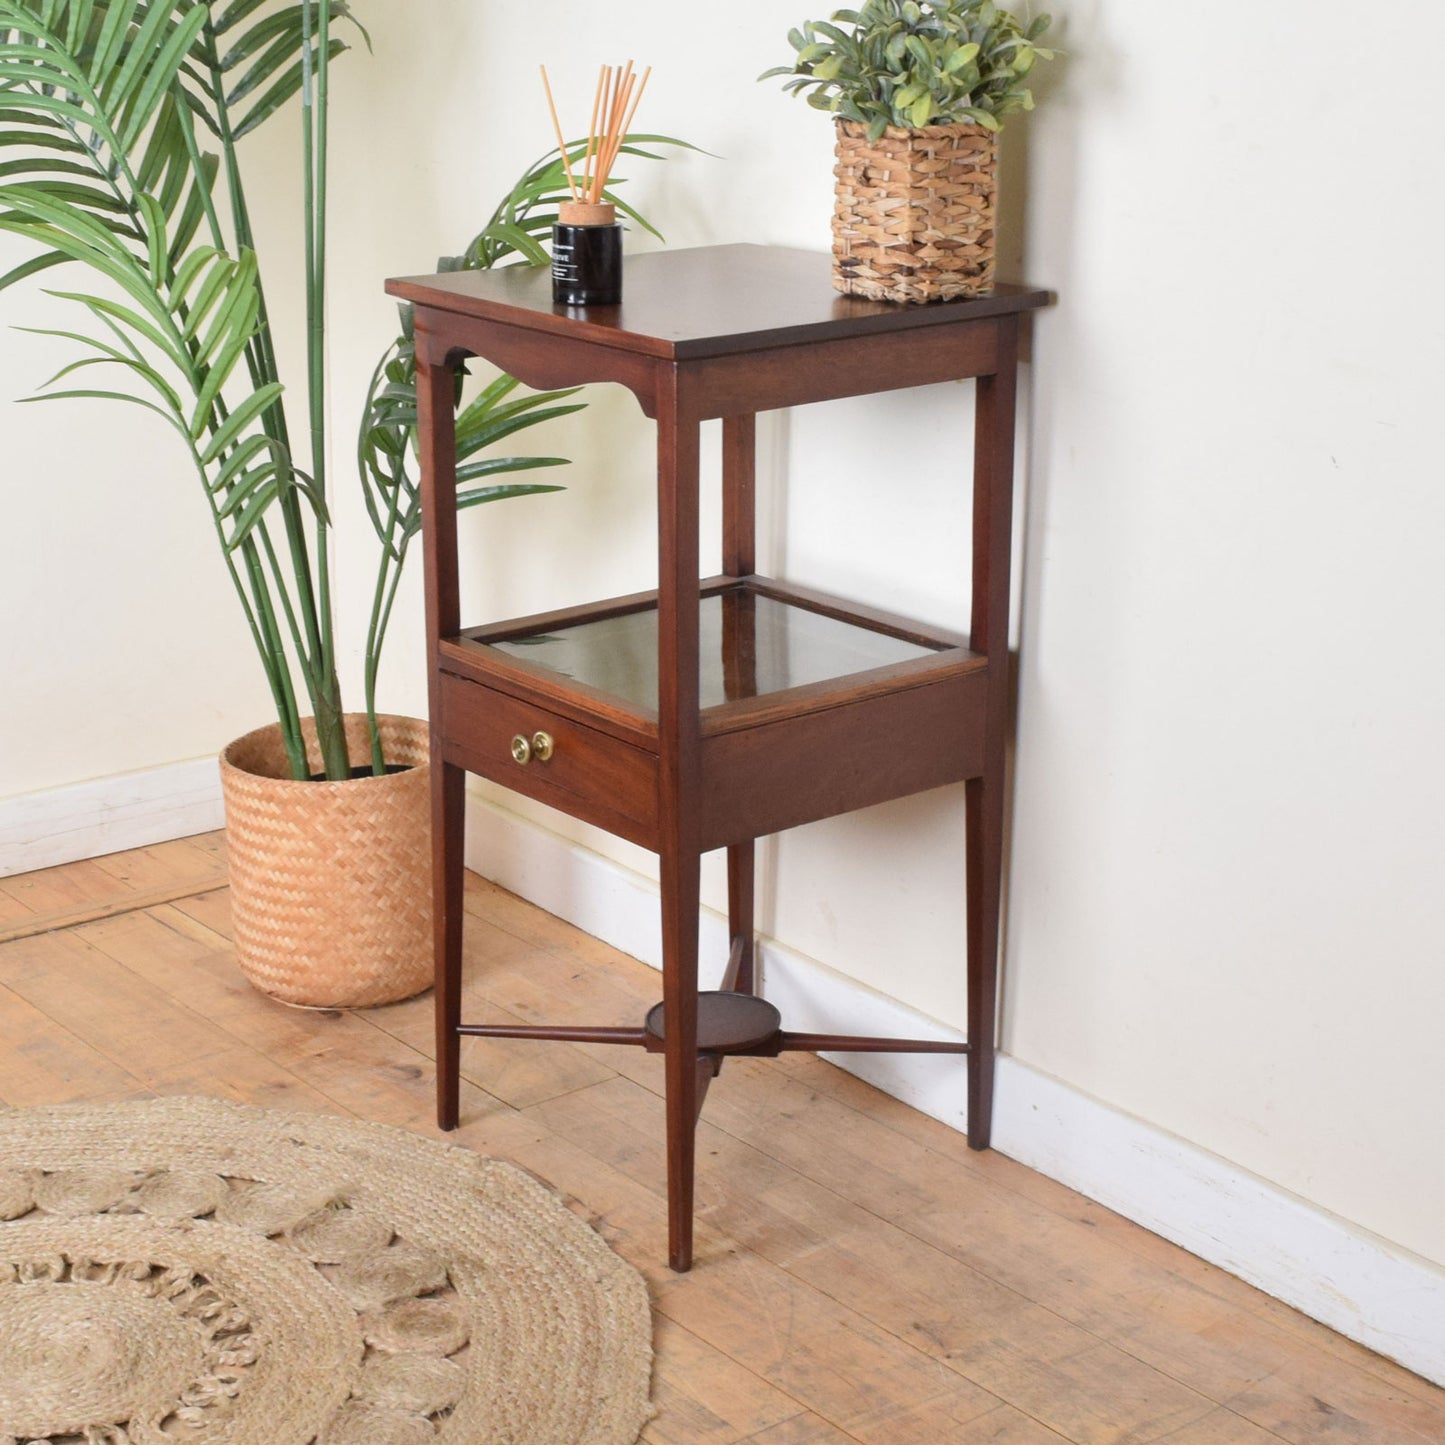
top-left (540, 61), bottom-right (651, 207)
top-left (538, 65), bottom-right (580, 201)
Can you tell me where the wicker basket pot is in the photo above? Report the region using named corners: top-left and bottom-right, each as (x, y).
top-left (832, 119), bottom-right (998, 303)
top-left (220, 714), bottom-right (432, 1008)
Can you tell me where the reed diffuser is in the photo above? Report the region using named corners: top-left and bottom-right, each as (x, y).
top-left (542, 62), bottom-right (650, 306)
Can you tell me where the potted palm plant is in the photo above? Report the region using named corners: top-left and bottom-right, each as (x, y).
top-left (762, 0), bottom-right (1054, 302)
top-left (0, 0), bottom-right (681, 1006)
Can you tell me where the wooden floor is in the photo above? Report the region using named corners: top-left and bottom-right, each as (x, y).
top-left (2, 835), bottom-right (1442, 1444)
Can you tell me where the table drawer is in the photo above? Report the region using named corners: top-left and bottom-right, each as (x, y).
top-left (438, 673), bottom-right (658, 848)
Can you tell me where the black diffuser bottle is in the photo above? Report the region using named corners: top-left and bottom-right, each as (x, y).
top-left (553, 200), bottom-right (622, 307)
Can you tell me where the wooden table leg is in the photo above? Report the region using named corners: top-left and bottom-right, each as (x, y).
top-left (965, 773), bottom-right (1001, 1148)
top-left (657, 372), bottom-right (704, 1270)
top-left (416, 336), bottom-right (466, 1134)
top-left (433, 759), bottom-right (465, 1131)
top-left (660, 842), bottom-right (701, 1270)
top-left (966, 317), bottom-right (1019, 1151)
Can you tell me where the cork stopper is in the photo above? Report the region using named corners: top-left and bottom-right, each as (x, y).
top-left (558, 200), bottom-right (617, 228)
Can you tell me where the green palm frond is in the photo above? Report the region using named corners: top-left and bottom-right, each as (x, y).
top-left (174, 0), bottom-right (365, 141)
top-left (357, 335), bottom-right (574, 559)
top-left (2, 191), bottom-right (285, 487)
top-left (0, 0), bottom-right (218, 291)
top-left (0, 0), bottom-right (207, 187)
top-left (355, 330), bottom-right (571, 771)
top-left (0, 183), bottom-right (189, 363)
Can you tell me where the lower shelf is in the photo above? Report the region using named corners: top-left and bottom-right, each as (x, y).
top-left (644, 991), bottom-right (783, 1053)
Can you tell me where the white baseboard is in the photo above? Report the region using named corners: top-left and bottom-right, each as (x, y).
top-left (0, 758), bottom-right (224, 878)
top-left (465, 792), bottom-right (1445, 1388)
top-left (991, 1057), bottom-right (1445, 1389)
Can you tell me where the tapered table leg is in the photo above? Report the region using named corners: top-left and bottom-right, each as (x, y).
top-left (656, 371), bottom-right (704, 1270)
top-left (965, 772), bottom-right (1002, 1147)
top-left (433, 759), bottom-right (465, 1131)
top-left (660, 842), bottom-right (701, 1270)
top-left (966, 316), bottom-right (1020, 1151)
top-left (415, 337), bottom-right (465, 1135)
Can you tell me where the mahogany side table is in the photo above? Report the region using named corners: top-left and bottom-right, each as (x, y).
top-left (386, 244), bottom-right (1049, 1272)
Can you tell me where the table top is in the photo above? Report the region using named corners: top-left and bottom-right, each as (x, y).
top-left (387, 243), bottom-right (1050, 362)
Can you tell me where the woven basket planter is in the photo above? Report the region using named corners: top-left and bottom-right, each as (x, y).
top-left (833, 119), bottom-right (998, 303)
top-left (220, 713), bottom-right (432, 1008)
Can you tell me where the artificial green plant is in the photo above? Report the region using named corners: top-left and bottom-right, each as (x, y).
top-left (761, 0), bottom-right (1054, 139)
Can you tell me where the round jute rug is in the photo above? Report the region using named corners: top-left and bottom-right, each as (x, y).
top-left (0, 1097), bottom-right (653, 1445)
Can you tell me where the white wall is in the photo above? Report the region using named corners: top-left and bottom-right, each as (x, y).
top-left (4, 0), bottom-right (1443, 1295)
top-left (1009, 0), bottom-right (1445, 1267)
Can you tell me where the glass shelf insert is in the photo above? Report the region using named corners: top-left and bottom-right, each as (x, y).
top-left (490, 592), bottom-right (942, 713)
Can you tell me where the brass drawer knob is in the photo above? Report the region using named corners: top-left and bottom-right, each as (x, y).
top-left (510, 731), bottom-right (555, 765)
